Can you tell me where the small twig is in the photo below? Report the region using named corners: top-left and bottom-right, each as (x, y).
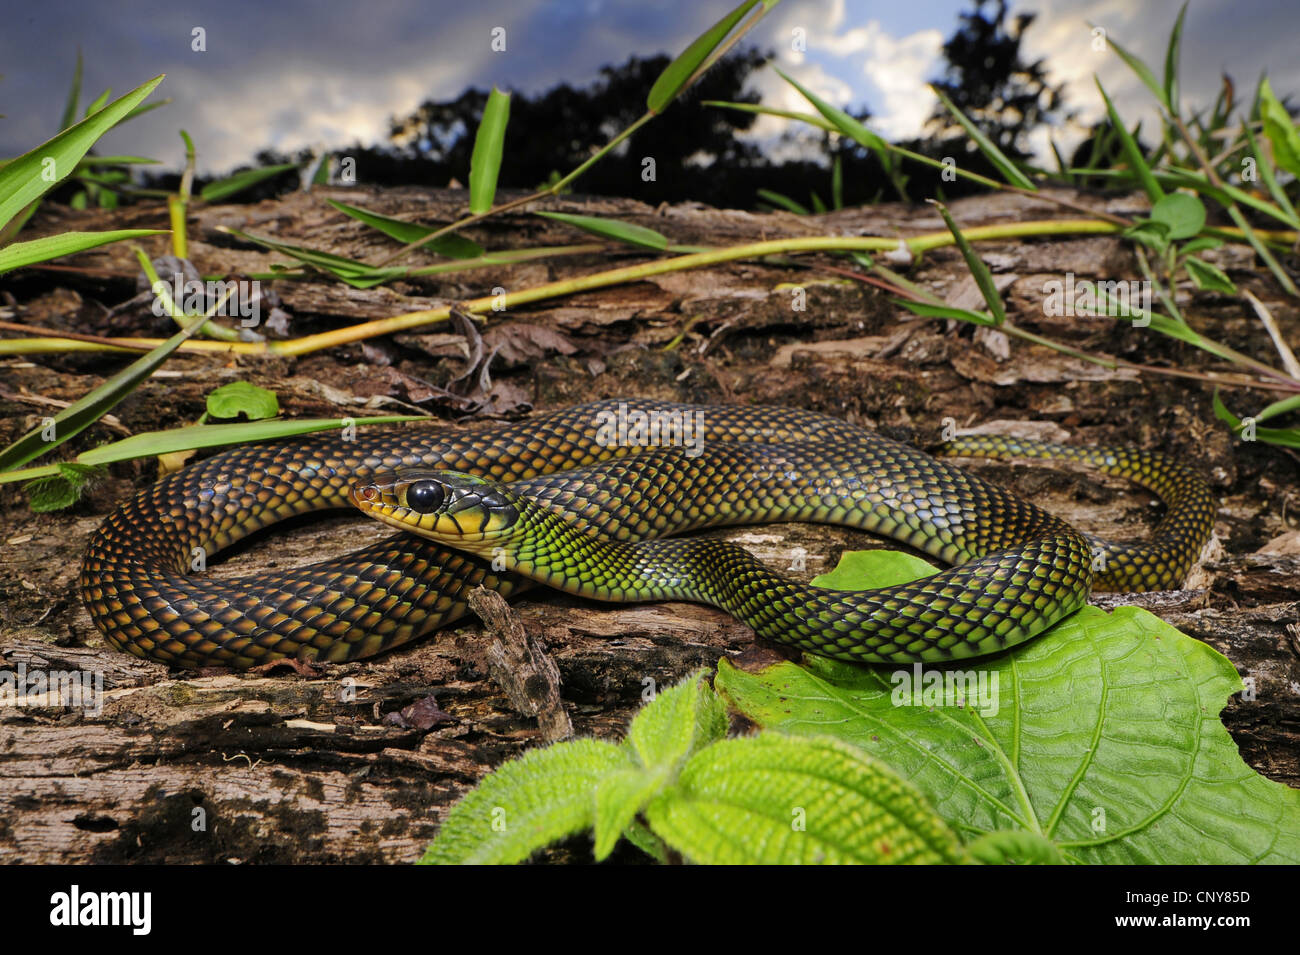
top-left (1243, 289), bottom-right (1300, 379)
top-left (467, 587), bottom-right (572, 743)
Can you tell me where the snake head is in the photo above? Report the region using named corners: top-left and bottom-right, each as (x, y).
top-left (350, 470), bottom-right (521, 549)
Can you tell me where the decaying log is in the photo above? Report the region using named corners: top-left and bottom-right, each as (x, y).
top-left (2, 186), bottom-right (1297, 863)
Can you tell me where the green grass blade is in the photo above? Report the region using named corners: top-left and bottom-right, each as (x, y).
top-left (1213, 391), bottom-right (1300, 448)
top-left (0, 229), bottom-right (167, 274)
top-left (76, 155), bottom-right (161, 167)
top-left (755, 188), bottom-right (808, 215)
top-left (325, 199), bottom-right (483, 257)
top-left (929, 200), bottom-right (1006, 325)
top-left (468, 87), bottom-right (511, 214)
top-left (930, 86), bottom-right (1035, 190)
top-left (647, 0), bottom-right (760, 114)
top-left (775, 67), bottom-right (905, 197)
top-left (59, 50), bottom-right (83, 130)
top-left (1255, 393), bottom-right (1300, 424)
top-left (702, 100), bottom-right (837, 133)
top-left (832, 154), bottom-right (843, 210)
top-left (535, 211), bottom-right (669, 250)
top-left (0, 309), bottom-right (213, 472)
top-left (200, 162), bottom-right (299, 202)
top-left (0, 74), bottom-right (164, 233)
top-left (2, 416), bottom-right (426, 487)
top-left (894, 299), bottom-right (996, 326)
top-left (1163, 2), bottom-right (1189, 115)
top-left (1100, 27), bottom-right (1167, 108)
top-left (0, 198), bottom-right (42, 246)
top-left (84, 88), bottom-right (112, 117)
top-left (1243, 120), bottom-right (1300, 228)
top-left (1095, 78), bottom-right (1163, 201)
top-left (72, 416), bottom-right (424, 466)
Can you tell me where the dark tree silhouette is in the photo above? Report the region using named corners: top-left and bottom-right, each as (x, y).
top-left (385, 50), bottom-right (777, 208)
top-left (926, 0), bottom-right (1069, 159)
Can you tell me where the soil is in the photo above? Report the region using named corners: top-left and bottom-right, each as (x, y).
top-left (1, 185), bottom-right (1297, 863)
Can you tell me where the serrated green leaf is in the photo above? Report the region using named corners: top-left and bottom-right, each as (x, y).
top-left (0, 74), bottom-right (163, 233)
top-left (1184, 256), bottom-right (1236, 294)
top-left (200, 162), bottom-right (299, 203)
top-left (468, 87), bottom-right (510, 215)
top-left (535, 211), bottom-right (669, 251)
top-left (718, 585), bottom-right (1300, 863)
top-left (647, 0), bottom-right (760, 114)
top-left (645, 735), bottom-right (962, 864)
top-left (23, 462), bottom-right (102, 513)
top-left (1259, 77), bottom-right (1300, 179)
top-left (206, 381), bottom-right (279, 420)
top-left (965, 830), bottom-right (1065, 865)
top-left (325, 199), bottom-right (483, 257)
top-left (625, 669), bottom-right (727, 773)
top-left (1150, 192), bottom-right (1205, 239)
top-left (420, 738), bottom-right (632, 864)
top-left (592, 767), bottom-right (662, 861)
top-left (0, 230), bottom-right (167, 275)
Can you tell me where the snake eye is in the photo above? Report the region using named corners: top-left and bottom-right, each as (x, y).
top-left (406, 480), bottom-right (446, 513)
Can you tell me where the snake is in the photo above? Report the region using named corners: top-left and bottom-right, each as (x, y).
top-left (80, 398), bottom-right (1215, 668)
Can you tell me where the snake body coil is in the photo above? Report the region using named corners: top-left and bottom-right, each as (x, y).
top-left (80, 399), bottom-right (1215, 668)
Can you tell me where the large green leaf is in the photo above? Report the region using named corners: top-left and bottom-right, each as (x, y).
top-left (717, 550), bottom-right (1300, 864)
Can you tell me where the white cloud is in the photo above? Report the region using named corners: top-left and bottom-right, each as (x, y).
top-left (745, 2), bottom-right (945, 150)
top-left (858, 23), bottom-right (945, 140)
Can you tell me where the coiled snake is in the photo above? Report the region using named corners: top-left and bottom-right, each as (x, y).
top-left (80, 398), bottom-right (1214, 668)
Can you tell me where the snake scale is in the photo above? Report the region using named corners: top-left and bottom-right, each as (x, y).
top-left (80, 398), bottom-right (1215, 668)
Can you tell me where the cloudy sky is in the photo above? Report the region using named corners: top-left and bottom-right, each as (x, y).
top-left (2, 0), bottom-right (1296, 177)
